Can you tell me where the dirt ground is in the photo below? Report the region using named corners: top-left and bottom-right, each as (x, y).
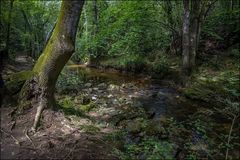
top-left (0, 56), bottom-right (117, 159)
top-left (0, 106), bottom-right (117, 159)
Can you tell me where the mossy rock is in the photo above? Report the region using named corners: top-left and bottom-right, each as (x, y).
top-left (145, 120), bottom-right (167, 138)
top-left (79, 124), bottom-right (100, 134)
top-left (5, 70), bottom-right (33, 95)
top-left (110, 106), bottom-right (147, 126)
top-left (126, 120), bottom-right (142, 134)
top-left (79, 102), bottom-right (95, 112)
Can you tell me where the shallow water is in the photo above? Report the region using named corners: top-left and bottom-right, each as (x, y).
top-left (66, 65), bottom-right (238, 158)
top-left (67, 65), bottom-right (197, 121)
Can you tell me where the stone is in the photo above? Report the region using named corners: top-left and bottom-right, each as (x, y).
top-left (98, 83), bottom-right (107, 89)
top-left (107, 94), bottom-right (113, 98)
top-left (97, 90), bottom-right (103, 93)
top-left (92, 96), bottom-right (97, 100)
top-left (74, 98), bottom-right (79, 104)
top-left (133, 101), bottom-right (143, 108)
top-left (145, 120), bottom-right (167, 137)
top-left (157, 91), bottom-right (166, 97)
top-left (112, 99), bottom-right (120, 106)
top-left (84, 83), bottom-right (92, 88)
top-left (126, 119), bottom-right (142, 134)
top-left (146, 110), bottom-right (155, 119)
top-left (121, 84), bottom-right (126, 88)
top-left (108, 84), bottom-right (120, 91)
top-left (93, 87), bottom-right (98, 91)
top-left (190, 143), bottom-right (208, 152)
top-left (88, 88), bottom-right (93, 93)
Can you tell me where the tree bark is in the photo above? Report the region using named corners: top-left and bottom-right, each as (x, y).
top-left (44, 22), bottom-right (56, 49)
top-left (19, 0), bottom-right (85, 131)
top-left (182, 0), bottom-right (190, 74)
top-left (93, 0), bottom-right (99, 33)
top-left (4, 0), bottom-right (14, 59)
top-left (189, 0), bottom-right (200, 67)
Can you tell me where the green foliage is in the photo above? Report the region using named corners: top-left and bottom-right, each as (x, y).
top-left (100, 54), bottom-right (146, 72)
top-left (59, 96), bottom-right (83, 116)
top-left (184, 67), bottom-right (239, 113)
top-left (0, 0), bottom-right (60, 58)
top-left (79, 124), bottom-right (100, 134)
top-left (229, 47), bottom-right (240, 59)
top-left (202, 2), bottom-right (240, 49)
top-left (56, 71), bottom-right (84, 94)
top-left (75, 1), bottom-right (173, 70)
top-left (114, 138), bottom-right (174, 160)
top-left (80, 102), bottom-right (96, 113)
top-left (148, 54), bottom-right (171, 76)
top-left (106, 131), bottom-right (128, 142)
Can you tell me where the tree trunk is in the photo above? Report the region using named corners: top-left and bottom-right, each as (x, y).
top-left (44, 22), bottom-right (56, 49)
top-left (93, 0), bottom-right (99, 33)
top-left (182, 0), bottom-right (190, 74)
top-left (5, 0), bottom-right (14, 59)
top-left (189, 0), bottom-right (200, 67)
top-left (84, 6), bottom-right (89, 58)
top-left (89, 0), bottom-right (99, 66)
top-left (18, 0), bottom-right (85, 131)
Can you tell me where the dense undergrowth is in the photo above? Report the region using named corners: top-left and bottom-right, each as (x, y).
top-left (98, 53), bottom-right (179, 77)
top-left (183, 48), bottom-right (239, 115)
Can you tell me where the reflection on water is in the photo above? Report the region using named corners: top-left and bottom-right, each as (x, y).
top-left (67, 64), bottom-right (151, 85)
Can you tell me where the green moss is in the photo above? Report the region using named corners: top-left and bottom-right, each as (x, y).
top-left (33, 37), bottom-right (55, 73)
top-left (79, 124), bottom-right (100, 134)
top-left (58, 96), bottom-right (96, 116)
top-left (59, 96), bottom-right (74, 108)
top-left (16, 100), bottom-right (32, 114)
top-left (32, 13), bottom-right (60, 74)
top-left (6, 70), bottom-right (33, 82)
top-left (79, 102), bottom-right (96, 113)
top-left (183, 68), bottom-right (240, 109)
top-left (59, 96), bottom-right (84, 116)
top-left (33, 54), bottom-right (45, 72)
top-left (5, 70), bottom-right (33, 95)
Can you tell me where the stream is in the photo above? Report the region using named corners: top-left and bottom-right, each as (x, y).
top-left (61, 65), bottom-right (237, 159)
top-left (66, 65), bottom-right (197, 121)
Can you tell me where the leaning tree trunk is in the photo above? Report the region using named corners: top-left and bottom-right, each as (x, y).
top-left (18, 0), bottom-right (85, 131)
top-left (182, 0), bottom-right (190, 75)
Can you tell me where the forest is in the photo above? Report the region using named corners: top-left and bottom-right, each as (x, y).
top-left (0, 0), bottom-right (239, 159)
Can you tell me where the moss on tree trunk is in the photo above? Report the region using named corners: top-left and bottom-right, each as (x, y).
top-left (18, 0), bottom-right (85, 131)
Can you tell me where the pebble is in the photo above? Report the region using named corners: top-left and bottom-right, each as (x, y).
top-left (84, 83), bottom-right (92, 88)
top-left (107, 94), bottom-right (113, 98)
top-left (92, 96), bottom-right (97, 100)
